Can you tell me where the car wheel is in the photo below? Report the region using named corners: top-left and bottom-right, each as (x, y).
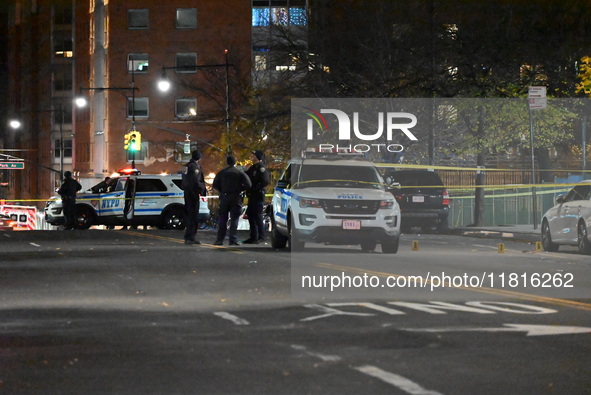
top-left (271, 215), bottom-right (288, 249)
top-left (162, 207), bottom-right (185, 230)
top-left (541, 220), bottom-right (559, 252)
top-left (381, 235), bottom-right (399, 254)
top-left (577, 220), bottom-right (591, 255)
top-left (289, 215), bottom-right (305, 252)
top-left (361, 240), bottom-right (376, 252)
top-left (75, 206), bottom-right (95, 230)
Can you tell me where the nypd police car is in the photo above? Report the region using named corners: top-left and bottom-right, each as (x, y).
top-left (270, 153), bottom-right (401, 253)
top-left (44, 172), bottom-right (209, 230)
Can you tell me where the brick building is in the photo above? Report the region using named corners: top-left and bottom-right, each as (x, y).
top-left (4, 0), bottom-right (252, 203)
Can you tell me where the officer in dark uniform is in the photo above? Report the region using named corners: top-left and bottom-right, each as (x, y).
top-left (58, 171), bottom-right (82, 230)
top-left (243, 150), bottom-right (270, 244)
top-left (182, 150), bottom-right (207, 245)
top-left (212, 155), bottom-right (252, 246)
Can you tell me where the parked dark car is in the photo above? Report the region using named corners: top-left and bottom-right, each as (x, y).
top-left (383, 169), bottom-right (450, 232)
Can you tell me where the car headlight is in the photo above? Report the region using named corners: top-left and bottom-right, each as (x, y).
top-left (300, 198), bottom-right (322, 208)
top-left (379, 199), bottom-right (394, 209)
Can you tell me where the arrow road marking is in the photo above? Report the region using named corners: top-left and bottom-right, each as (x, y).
top-left (402, 324), bottom-right (591, 337)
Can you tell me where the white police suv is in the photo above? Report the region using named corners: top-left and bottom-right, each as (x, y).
top-left (45, 172), bottom-right (209, 230)
top-left (270, 153), bottom-right (401, 253)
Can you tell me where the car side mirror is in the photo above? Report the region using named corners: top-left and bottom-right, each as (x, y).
top-left (556, 194), bottom-right (564, 204)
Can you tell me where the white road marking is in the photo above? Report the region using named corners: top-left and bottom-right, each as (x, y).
top-left (355, 365), bottom-right (443, 395)
top-left (402, 323), bottom-right (591, 337)
top-left (472, 244), bottom-right (496, 249)
top-left (29, 242), bottom-right (41, 247)
top-left (213, 311), bottom-right (250, 326)
top-left (3, 233), bottom-right (11, 238)
top-left (291, 345), bottom-right (341, 362)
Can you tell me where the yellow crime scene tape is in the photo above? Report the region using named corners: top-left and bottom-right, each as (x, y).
top-left (3, 163), bottom-right (587, 204)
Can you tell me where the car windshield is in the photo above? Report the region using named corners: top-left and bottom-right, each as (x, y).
top-left (296, 164), bottom-right (384, 189)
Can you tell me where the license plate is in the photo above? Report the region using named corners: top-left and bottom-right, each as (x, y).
top-left (342, 220), bottom-right (361, 230)
top-left (412, 195), bottom-right (425, 203)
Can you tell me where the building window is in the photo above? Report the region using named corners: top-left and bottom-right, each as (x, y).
top-left (176, 8), bottom-right (197, 29)
top-left (289, 7), bottom-right (307, 25)
top-left (53, 31), bottom-right (73, 58)
top-left (128, 9), bottom-right (148, 29)
top-left (53, 67), bottom-right (73, 92)
top-left (128, 53), bottom-right (149, 73)
top-left (128, 97), bottom-right (149, 118)
top-left (176, 98), bottom-right (197, 119)
top-left (252, 6), bottom-right (306, 26)
top-left (54, 139), bottom-right (72, 159)
top-left (252, 8), bottom-right (269, 26)
top-left (176, 53), bottom-right (197, 72)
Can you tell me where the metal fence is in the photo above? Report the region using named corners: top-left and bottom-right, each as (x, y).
top-left (448, 186), bottom-right (570, 227)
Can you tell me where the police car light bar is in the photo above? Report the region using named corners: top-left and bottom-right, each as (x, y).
top-left (117, 168), bottom-right (142, 175)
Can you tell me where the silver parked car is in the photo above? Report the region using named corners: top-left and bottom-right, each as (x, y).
top-left (541, 181), bottom-right (591, 254)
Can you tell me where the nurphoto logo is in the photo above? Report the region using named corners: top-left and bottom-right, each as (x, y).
top-left (302, 105), bottom-right (418, 154)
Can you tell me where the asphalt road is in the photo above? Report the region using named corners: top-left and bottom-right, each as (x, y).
top-left (1, 229), bottom-right (589, 394)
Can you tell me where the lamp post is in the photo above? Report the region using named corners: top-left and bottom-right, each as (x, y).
top-left (75, 84), bottom-right (140, 167)
top-left (9, 104), bottom-right (67, 181)
top-left (157, 50), bottom-right (232, 154)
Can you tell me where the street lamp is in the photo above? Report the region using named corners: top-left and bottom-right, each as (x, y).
top-left (75, 84), bottom-right (140, 167)
top-left (9, 104), bottom-right (67, 181)
top-left (157, 50), bottom-right (232, 154)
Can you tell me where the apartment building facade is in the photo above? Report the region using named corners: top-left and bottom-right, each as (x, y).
top-left (5, 0), bottom-right (252, 203)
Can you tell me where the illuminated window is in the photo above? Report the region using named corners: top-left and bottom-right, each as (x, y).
top-left (176, 98), bottom-right (197, 119)
top-left (176, 8), bottom-right (197, 29)
top-left (54, 31), bottom-right (73, 58)
top-left (128, 53), bottom-right (149, 73)
top-left (128, 9), bottom-right (148, 29)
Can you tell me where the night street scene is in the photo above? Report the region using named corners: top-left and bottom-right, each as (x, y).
top-left (1, 1), bottom-right (590, 394)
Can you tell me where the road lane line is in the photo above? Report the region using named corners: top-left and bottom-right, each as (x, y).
top-left (291, 345), bottom-right (341, 362)
top-left (314, 262), bottom-right (591, 312)
top-left (354, 365), bottom-right (443, 395)
top-left (29, 242), bottom-right (41, 247)
top-left (213, 311), bottom-right (250, 325)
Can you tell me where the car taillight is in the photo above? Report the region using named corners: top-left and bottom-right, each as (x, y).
top-left (379, 200), bottom-right (394, 209)
top-left (442, 189), bottom-right (450, 206)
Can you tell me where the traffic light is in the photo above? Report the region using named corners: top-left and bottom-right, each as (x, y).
top-left (128, 131), bottom-right (142, 151)
top-left (123, 132), bottom-right (131, 150)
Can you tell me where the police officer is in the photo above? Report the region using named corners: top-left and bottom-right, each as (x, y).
top-left (243, 150), bottom-right (270, 244)
top-left (182, 150), bottom-right (207, 245)
top-left (212, 155), bottom-right (251, 246)
top-left (58, 171), bottom-right (82, 230)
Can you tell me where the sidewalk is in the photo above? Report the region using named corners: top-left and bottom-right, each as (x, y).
top-left (449, 225), bottom-right (540, 243)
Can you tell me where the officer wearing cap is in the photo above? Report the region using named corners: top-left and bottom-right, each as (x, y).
top-left (243, 150), bottom-right (270, 244)
top-left (58, 171), bottom-right (82, 230)
top-left (212, 155), bottom-right (252, 246)
top-left (182, 150), bottom-right (207, 245)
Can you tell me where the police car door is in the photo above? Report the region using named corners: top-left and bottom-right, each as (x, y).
top-left (132, 177), bottom-right (176, 220)
top-left (97, 177), bottom-right (127, 219)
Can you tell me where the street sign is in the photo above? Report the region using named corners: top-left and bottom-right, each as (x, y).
top-left (0, 161), bottom-right (25, 169)
top-left (528, 86), bottom-right (547, 110)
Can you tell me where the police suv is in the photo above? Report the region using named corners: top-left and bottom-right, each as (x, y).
top-left (45, 172), bottom-right (209, 230)
top-left (270, 153), bottom-right (401, 253)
